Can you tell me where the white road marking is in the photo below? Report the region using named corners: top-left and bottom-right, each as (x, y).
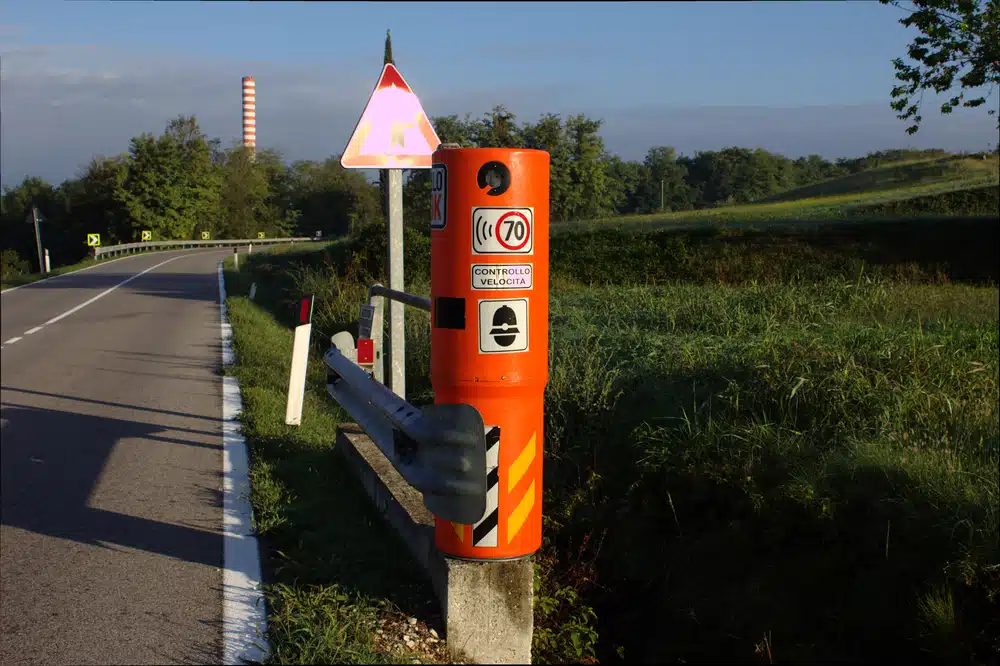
top-left (37, 255), bottom-right (185, 329)
top-left (1, 255), bottom-right (185, 353)
top-left (0, 252), bottom-right (141, 295)
top-left (217, 261), bottom-right (269, 664)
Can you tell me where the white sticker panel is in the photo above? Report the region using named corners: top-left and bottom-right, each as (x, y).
top-left (471, 263), bottom-right (533, 291)
top-left (478, 298), bottom-right (529, 354)
top-left (472, 207), bottom-right (533, 255)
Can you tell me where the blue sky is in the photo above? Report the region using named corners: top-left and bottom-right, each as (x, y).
top-left (1, 1), bottom-right (996, 187)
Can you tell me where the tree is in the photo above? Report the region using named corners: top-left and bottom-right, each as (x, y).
top-left (0, 176), bottom-right (57, 267)
top-left (471, 105), bottom-right (524, 148)
top-left (292, 157), bottom-right (380, 238)
top-left (881, 0), bottom-right (1000, 134)
top-left (562, 115), bottom-right (614, 221)
top-left (116, 116), bottom-right (221, 240)
top-left (218, 144), bottom-right (282, 239)
top-left (61, 156), bottom-right (130, 259)
top-left (636, 147), bottom-right (694, 213)
top-left (604, 156), bottom-right (645, 214)
top-left (792, 154), bottom-right (844, 186)
top-left (523, 114), bottom-right (572, 221)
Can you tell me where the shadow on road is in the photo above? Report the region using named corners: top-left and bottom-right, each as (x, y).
top-left (1, 386), bottom-right (222, 423)
top-left (0, 401), bottom-right (223, 567)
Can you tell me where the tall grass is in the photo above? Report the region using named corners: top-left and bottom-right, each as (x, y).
top-left (233, 211), bottom-right (999, 664)
top-left (540, 279), bottom-right (998, 662)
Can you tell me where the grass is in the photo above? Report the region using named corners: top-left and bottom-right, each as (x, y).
top-left (222, 181), bottom-right (999, 663)
top-left (549, 216), bottom-right (999, 287)
top-left (553, 154), bottom-right (999, 235)
top-left (220, 256), bottom-right (452, 665)
top-left (541, 278), bottom-right (998, 663)
top-left (764, 154), bottom-right (999, 203)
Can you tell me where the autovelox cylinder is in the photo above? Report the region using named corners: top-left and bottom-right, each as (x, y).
top-left (429, 147), bottom-right (550, 560)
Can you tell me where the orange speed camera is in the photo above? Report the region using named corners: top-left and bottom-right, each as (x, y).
top-left (429, 147), bottom-right (550, 560)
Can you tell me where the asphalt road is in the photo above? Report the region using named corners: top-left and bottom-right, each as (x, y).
top-left (1, 250), bottom-right (236, 665)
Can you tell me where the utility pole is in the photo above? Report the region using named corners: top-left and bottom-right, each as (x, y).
top-left (31, 206), bottom-right (45, 274)
top-left (660, 179), bottom-right (665, 212)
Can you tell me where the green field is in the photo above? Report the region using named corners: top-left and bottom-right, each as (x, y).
top-left (552, 154), bottom-right (999, 235)
top-left (222, 165), bottom-right (999, 665)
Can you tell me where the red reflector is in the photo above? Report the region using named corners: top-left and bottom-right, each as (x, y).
top-left (299, 297), bottom-right (311, 324)
top-left (357, 338), bottom-right (374, 364)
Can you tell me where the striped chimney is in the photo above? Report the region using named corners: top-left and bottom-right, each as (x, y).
top-left (242, 76), bottom-right (256, 159)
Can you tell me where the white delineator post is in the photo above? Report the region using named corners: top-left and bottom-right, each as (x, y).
top-left (242, 76), bottom-right (256, 161)
top-left (44, 248), bottom-right (50, 273)
top-left (386, 168), bottom-right (405, 400)
top-left (285, 295), bottom-right (315, 426)
top-left (233, 247), bottom-right (239, 271)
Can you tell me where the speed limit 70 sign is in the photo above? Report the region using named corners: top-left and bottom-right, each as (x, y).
top-left (472, 207), bottom-right (533, 255)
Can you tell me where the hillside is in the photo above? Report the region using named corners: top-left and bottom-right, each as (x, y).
top-left (764, 153), bottom-right (998, 203)
top-left (554, 153), bottom-right (999, 236)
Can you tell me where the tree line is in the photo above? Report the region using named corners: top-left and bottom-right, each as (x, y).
top-left (0, 107), bottom-right (979, 274)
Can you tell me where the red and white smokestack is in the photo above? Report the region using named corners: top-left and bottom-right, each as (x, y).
top-left (242, 76), bottom-right (256, 159)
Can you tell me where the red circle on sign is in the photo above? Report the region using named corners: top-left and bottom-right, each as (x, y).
top-left (494, 211), bottom-right (531, 251)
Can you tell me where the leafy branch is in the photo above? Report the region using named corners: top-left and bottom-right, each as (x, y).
top-left (881, 0), bottom-right (1000, 134)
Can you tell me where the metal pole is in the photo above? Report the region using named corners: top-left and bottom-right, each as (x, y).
top-left (31, 207), bottom-right (44, 274)
top-left (369, 284), bottom-right (430, 312)
top-left (386, 168), bottom-right (405, 400)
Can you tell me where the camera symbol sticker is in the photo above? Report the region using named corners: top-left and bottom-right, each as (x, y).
top-left (478, 298), bottom-right (529, 354)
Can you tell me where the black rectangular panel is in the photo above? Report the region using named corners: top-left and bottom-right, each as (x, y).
top-left (435, 296), bottom-right (465, 330)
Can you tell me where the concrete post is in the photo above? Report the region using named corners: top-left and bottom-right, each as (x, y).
top-left (336, 425), bottom-right (533, 664)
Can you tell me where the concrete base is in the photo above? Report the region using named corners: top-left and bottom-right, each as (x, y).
top-left (336, 424), bottom-right (533, 665)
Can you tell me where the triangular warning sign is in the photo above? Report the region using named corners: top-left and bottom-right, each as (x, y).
top-left (340, 63), bottom-right (440, 170)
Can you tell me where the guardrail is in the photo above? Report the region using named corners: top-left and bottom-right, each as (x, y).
top-left (324, 283), bottom-right (486, 523)
top-left (94, 237), bottom-right (320, 259)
